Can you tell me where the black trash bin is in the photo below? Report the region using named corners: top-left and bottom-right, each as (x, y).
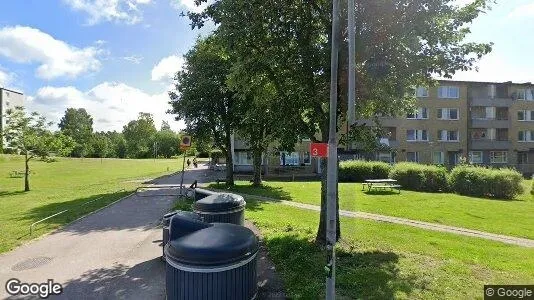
top-left (193, 193), bottom-right (245, 225)
top-left (165, 213), bottom-right (258, 300)
top-left (162, 211), bottom-right (201, 260)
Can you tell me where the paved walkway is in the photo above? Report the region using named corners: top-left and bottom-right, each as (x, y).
top-left (0, 166), bottom-right (210, 299)
top-left (209, 190), bottom-right (534, 248)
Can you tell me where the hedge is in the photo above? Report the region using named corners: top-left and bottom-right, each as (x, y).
top-left (449, 165), bottom-right (524, 199)
top-left (338, 160), bottom-right (391, 182)
top-left (389, 162), bottom-right (448, 192)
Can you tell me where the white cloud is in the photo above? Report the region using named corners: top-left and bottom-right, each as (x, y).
top-left (0, 26), bottom-right (102, 80)
top-left (0, 69), bottom-right (13, 87)
top-left (151, 55), bottom-right (184, 82)
top-left (451, 52), bottom-right (534, 83)
top-left (28, 82), bottom-right (184, 132)
top-left (62, 0), bottom-right (152, 25)
top-left (123, 55), bottom-right (144, 64)
top-left (508, 2), bottom-right (534, 18)
top-left (171, 0), bottom-right (209, 13)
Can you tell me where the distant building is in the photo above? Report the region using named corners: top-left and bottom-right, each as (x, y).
top-left (231, 80), bottom-right (534, 176)
top-left (0, 88), bottom-right (25, 150)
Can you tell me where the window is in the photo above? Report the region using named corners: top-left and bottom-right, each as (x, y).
top-left (518, 110), bottom-right (534, 121)
top-left (432, 151), bottom-right (444, 164)
top-left (303, 152), bottom-right (311, 164)
top-left (518, 152), bottom-right (528, 164)
top-left (469, 151), bottom-right (483, 164)
top-left (437, 108), bottom-right (459, 120)
top-left (517, 89), bottom-right (526, 100)
top-left (527, 89), bottom-right (534, 101)
top-left (416, 87), bottom-right (429, 98)
top-left (406, 152), bottom-right (419, 162)
top-left (438, 130), bottom-right (459, 141)
top-left (518, 130), bottom-right (534, 142)
top-left (490, 151), bottom-right (507, 163)
top-left (280, 152), bottom-right (300, 166)
top-left (488, 84), bottom-right (496, 98)
top-left (377, 152), bottom-right (393, 163)
top-left (438, 86), bottom-right (460, 99)
top-left (235, 151), bottom-right (253, 165)
top-left (407, 107), bottom-right (428, 119)
top-left (406, 129), bottom-right (428, 141)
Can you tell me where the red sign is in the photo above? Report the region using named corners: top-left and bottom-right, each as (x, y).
top-left (310, 143), bottom-right (328, 158)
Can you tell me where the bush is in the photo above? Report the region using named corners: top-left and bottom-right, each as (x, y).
top-left (196, 151), bottom-right (210, 158)
top-left (449, 165), bottom-right (524, 199)
top-left (338, 160), bottom-right (391, 182)
top-left (389, 162), bottom-right (448, 192)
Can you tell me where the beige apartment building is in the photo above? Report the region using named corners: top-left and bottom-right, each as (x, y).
top-left (231, 80), bottom-right (534, 176)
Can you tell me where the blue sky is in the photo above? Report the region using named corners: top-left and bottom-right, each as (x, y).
top-left (0, 0), bottom-right (533, 131)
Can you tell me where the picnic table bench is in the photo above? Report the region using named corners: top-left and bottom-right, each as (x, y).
top-left (362, 179), bottom-right (401, 194)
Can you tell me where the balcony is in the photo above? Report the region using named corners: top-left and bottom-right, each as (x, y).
top-left (470, 119), bottom-right (510, 128)
top-left (469, 97), bottom-right (512, 107)
top-left (470, 140), bottom-right (511, 150)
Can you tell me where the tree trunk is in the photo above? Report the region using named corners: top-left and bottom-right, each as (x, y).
top-left (315, 157), bottom-right (341, 245)
top-left (24, 152), bottom-right (30, 192)
top-left (224, 132), bottom-right (235, 186)
top-left (252, 149), bottom-right (262, 186)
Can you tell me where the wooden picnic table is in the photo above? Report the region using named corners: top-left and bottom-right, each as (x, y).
top-left (362, 179), bottom-right (401, 193)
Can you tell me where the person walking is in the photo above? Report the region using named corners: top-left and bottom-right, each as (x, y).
top-left (186, 158), bottom-right (191, 168)
top-left (193, 157), bottom-right (198, 168)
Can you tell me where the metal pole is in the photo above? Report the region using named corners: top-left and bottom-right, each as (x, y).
top-left (347, 0), bottom-right (356, 127)
top-left (180, 150), bottom-right (186, 196)
top-left (326, 0), bottom-right (340, 298)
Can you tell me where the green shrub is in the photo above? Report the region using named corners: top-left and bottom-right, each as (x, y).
top-left (389, 162), bottom-right (448, 192)
top-left (449, 165), bottom-right (524, 199)
top-left (338, 160), bottom-right (391, 182)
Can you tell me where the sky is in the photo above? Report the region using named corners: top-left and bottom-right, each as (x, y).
top-left (0, 0), bottom-right (533, 132)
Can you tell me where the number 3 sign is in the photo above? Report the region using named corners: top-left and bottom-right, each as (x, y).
top-left (310, 143), bottom-right (328, 158)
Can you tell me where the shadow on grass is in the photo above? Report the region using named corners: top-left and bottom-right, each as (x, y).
top-left (0, 190), bottom-right (27, 197)
top-left (207, 182), bottom-right (292, 200)
top-left (19, 257), bottom-right (166, 299)
top-left (363, 190), bottom-right (401, 196)
top-left (264, 234), bottom-right (416, 299)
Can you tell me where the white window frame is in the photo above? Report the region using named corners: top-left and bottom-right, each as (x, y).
top-left (518, 110), bottom-right (534, 121)
top-left (406, 151), bottom-right (419, 162)
top-left (406, 129), bottom-right (428, 142)
top-left (527, 89), bottom-right (534, 101)
top-left (438, 86), bottom-right (460, 99)
top-left (407, 107), bottom-right (428, 120)
top-left (469, 151), bottom-right (483, 164)
top-left (432, 151), bottom-right (444, 164)
top-left (490, 151), bottom-right (507, 164)
top-left (437, 108), bottom-right (459, 120)
top-left (518, 130), bottom-right (534, 142)
top-left (517, 89), bottom-right (526, 100)
top-left (488, 84), bottom-right (496, 98)
top-left (438, 130), bottom-right (459, 142)
top-left (416, 87), bottom-right (429, 98)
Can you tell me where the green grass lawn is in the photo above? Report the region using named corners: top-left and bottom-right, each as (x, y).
top-left (210, 180), bottom-right (534, 239)
top-left (245, 200), bottom-right (534, 299)
top-left (0, 155), bottom-right (185, 253)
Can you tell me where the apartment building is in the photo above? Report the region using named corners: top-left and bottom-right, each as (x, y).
top-left (0, 88), bottom-right (25, 150)
top-left (376, 80), bottom-right (534, 174)
top-left (230, 80), bottom-right (534, 176)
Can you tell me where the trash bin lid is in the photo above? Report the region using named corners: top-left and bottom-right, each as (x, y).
top-left (166, 223), bottom-right (258, 266)
top-left (193, 193), bottom-right (245, 212)
top-left (163, 210), bottom-right (200, 226)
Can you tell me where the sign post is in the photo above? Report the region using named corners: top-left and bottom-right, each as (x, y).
top-left (179, 136), bottom-right (192, 197)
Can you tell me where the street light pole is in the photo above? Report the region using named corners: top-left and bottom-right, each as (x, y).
top-left (326, 0), bottom-right (340, 298)
top-left (347, 0), bottom-right (356, 128)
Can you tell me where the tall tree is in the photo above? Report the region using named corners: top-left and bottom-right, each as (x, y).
top-left (155, 129), bottom-right (180, 158)
top-left (189, 0), bottom-right (493, 244)
top-left (3, 107), bottom-right (69, 191)
top-left (58, 108), bottom-right (94, 157)
top-left (122, 113), bottom-right (157, 158)
top-left (169, 36), bottom-right (241, 185)
top-left (160, 120), bottom-right (172, 131)
top-left (90, 132), bottom-right (111, 160)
